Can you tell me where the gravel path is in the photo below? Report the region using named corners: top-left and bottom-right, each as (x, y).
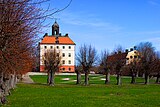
top-left (21, 73), bottom-right (34, 83)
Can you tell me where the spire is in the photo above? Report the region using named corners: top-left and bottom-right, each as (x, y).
top-left (52, 21), bottom-right (59, 36)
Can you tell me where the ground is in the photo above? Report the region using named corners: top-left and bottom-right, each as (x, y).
top-left (3, 73), bottom-right (160, 107)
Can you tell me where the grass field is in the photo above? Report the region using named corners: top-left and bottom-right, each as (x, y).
top-left (3, 75), bottom-right (160, 107)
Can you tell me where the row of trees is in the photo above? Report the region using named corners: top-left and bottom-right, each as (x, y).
top-left (44, 42), bottom-right (160, 86)
top-left (0, 0), bottom-right (39, 104)
top-left (0, 0), bottom-right (71, 104)
top-left (100, 42), bottom-right (160, 85)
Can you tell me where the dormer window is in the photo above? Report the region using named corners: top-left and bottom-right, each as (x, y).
top-left (56, 40), bottom-right (59, 44)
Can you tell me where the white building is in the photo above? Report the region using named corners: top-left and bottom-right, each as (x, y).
top-left (39, 21), bottom-right (76, 72)
top-left (126, 49), bottom-right (140, 65)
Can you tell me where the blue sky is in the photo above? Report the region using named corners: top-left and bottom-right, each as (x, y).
top-left (41, 0), bottom-right (160, 53)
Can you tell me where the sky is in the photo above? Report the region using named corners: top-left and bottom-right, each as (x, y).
top-left (41, 0), bottom-right (160, 53)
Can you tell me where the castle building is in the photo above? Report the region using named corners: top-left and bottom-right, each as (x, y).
top-left (39, 21), bottom-right (76, 72)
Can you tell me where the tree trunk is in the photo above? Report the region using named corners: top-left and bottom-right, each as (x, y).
top-left (13, 73), bottom-right (17, 88)
top-left (47, 71), bottom-right (50, 84)
top-left (144, 73), bottom-right (149, 84)
top-left (9, 73), bottom-right (17, 89)
top-left (131, 72), bottom-right (136, 84)
top-left (84, 72), bottom-right (89, 85)
top-left (76, 72), bottom-right (81, 84)
top-left (136, 71), bottom-right (139, 77)
top-left (142, 73), bottom-right (145, 78)
top-left (105, 72), bottom-right (110, 84)
top-left (116, 74), bottom-right (121, 85)
top-left (156, 73), bottom-right (160, 83)
top-left (49, 70), bottom-right (55, 86)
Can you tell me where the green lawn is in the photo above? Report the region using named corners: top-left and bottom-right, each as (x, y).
top-left (3, 75), bottom-right (160, 107)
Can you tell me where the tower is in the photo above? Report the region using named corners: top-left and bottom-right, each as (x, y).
top-left (52, 21), bottom-right (59, 36)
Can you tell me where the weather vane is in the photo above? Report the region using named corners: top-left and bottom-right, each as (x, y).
top-left (53, 17), bottom-right (60, 22)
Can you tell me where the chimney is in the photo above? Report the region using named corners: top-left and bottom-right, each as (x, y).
top-left (130, 48), bottom-right (133, 51)
top-left (65, 33), bottom-right (68, 37)
top-left (118, 51), bottom-right (121, 54)
top-left (134, 46), bottom-right (137, 50)
top-left (125, 49), bottom-right (129, 53)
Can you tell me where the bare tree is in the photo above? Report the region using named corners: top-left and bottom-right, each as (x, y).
top-left (111, 45), bottom-right (124, 55)
top-left (108, 50), bottom-right (127, 85)
top-left (99, 50), bottom-right (111, 84)
top-left (128, 61), bottom-right (139, 84)
top-left (150, 51), bottom-right (160, 83)
top-left (77, 44), bottom-right (98, 85)
top-left (137, 42), bottom-right (155, 84)
top-left (43, 49), bottom-right (61, 86)
top-left (75, 65), bottom-right (82, 84)
top-left (0, 0), bottom-right (72, 104)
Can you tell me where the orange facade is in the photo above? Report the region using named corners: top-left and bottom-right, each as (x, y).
top-left (40, 65), bottom-right (75, 73)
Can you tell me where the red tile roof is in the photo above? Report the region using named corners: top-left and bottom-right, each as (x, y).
top-left (107, 53), bottom-right (127, 63)
top-left (40, 36), bottom-right (75, 45)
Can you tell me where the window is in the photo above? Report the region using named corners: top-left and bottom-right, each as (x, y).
top-left (62, 68), bottom-right (65, 71)
top-left (54, 31), bottom-right (57, 35)
top-left (62, 53), bottom-right (65, 57)
top-left (56, 41), bottom-right (59, 44)
top-left (50, 46), bottom-right (53, 49)
top-left (68, 53), bottom-right (71, 57)
top-left (56, 46), bottom-right (59, 49)
top-left (44, 46), bottom-right (47, 49)
top-left (63, 46), bottom-right (65, 49)
top-left (134, 55), bottom-right (137, 59)
top-left (69, 46), bottom-right (71, 49)
top-left (69, 68), bottom-right (71, 71)
top-left (68, 60), bottom-right (71, 64)
top-left (44, 60), bottom-right (47, 65)
top-left (62, 60), bottom-right (65, 64)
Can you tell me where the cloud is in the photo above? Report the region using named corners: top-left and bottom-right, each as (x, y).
top-left (148, 0), bottom-right (160, 6)
top-left (57, 11), bottom-right (123, 32)
top-left (132, 30), bottom-right (160, 35)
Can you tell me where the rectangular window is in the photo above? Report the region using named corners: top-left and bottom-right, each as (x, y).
top-left (63, 46), bottom-right (65, 49)
top-left (62, 60), bottom-right (65, 64)
top-left (44, 46), bottom-right (47, 49)
top-left (62, 53), bottom-right (65, 57)
top-left (134, 56), bottom-right (137, 59)
top-left (50, 46), bottom-right (53, 49)
top-left (69, 68), bottom-right (71, 71)
top-left (68, 60), bottom-right (71, 64)
top-left (68, 53), bottom-right (71, 57)
top-left (57, 46), bottom-right (59, 49)
top-left (69, 46), bottom-right (71, 49)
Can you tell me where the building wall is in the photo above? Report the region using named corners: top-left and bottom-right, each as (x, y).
top-left (40, 44), bottom-right (75, 72)
top-left (126, 50), bottom-right (140, 65)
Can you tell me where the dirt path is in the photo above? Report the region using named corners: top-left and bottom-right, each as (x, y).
top-left (21, 73), bottom-right (34, 83)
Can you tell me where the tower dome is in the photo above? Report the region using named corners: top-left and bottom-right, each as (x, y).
top-left (52, 21), bottom-right (59, 36)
